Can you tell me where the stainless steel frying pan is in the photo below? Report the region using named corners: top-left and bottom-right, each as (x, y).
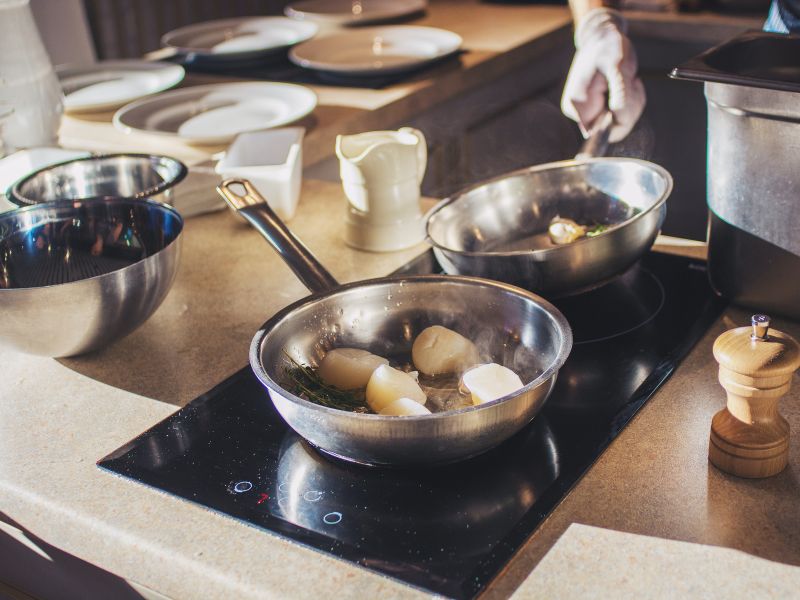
top-left (425, 114), bottom-right (672, 297)
top-left (217, 179), bottom-right (572, 466)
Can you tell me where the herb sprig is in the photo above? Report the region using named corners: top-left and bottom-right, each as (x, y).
top-left (586, 223), bottom-right (609, 237)
top-left (281, 352), bottom-right (372, 413)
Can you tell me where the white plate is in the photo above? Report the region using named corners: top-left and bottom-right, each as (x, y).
top-left (57, 61), bottom-right (185, 114)
top-left (289, 26), bottom-right (461, 76)
top-left (285, 0), bottom-right (427, 25)
top-left (161, 17), bottom-right (318, 62)
top-left (113, 82), bottom-right (317, 145)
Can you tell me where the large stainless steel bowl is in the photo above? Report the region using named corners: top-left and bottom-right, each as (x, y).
top-left (426, 157), bottom-right (672, 297)
top-left (0, 198), bottom-right (183, 357)
top-left (6, 153), bottom-right (187, 207)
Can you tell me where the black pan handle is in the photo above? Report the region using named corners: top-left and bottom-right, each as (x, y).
top-left (217, 178), bottom-right (340, 294)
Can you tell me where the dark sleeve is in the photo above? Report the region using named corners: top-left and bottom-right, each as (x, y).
top-left (777, 0), bottom-right (800, 32)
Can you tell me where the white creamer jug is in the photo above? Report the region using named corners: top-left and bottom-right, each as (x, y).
top-left (335, 127), bottom-right (426, 252)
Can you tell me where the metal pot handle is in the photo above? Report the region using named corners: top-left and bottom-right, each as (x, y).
top-left (575, 109), bottom-right (614, 160)
top-left (216, 178), bottom-right (339, 294)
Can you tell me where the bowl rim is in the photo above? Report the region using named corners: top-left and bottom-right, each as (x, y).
top-left (0, 196), bottom-right (184, 291)
top-left (5, 153), bottom-right (189, 208)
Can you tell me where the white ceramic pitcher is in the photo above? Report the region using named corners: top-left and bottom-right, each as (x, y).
top-left (335, 127), bottom-right (427, 252)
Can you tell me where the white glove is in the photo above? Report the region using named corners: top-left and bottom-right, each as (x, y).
top-left (561, 8), bottom-right (645, 143)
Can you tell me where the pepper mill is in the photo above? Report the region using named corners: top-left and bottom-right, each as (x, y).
top-left (709, 314), bottom-right (800, 478)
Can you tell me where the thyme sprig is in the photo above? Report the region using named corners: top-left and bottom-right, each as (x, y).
top-left (281, 351), bottom-right (372, 413)
top-left (586, 223), bottom-right (609, 237)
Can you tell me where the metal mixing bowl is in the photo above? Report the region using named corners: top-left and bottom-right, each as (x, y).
top-left (0, 198), bottom-right (183, 357)
top-left (425, 157), bottom-right (672, 297)
top-left (6, 153), bottom-right (187, 207)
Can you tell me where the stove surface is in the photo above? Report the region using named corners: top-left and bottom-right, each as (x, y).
top-left (99, 251), bottom-right (724, 599)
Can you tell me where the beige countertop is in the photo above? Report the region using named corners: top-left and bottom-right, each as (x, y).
top-left (2, 3), bottom-right (782, 599)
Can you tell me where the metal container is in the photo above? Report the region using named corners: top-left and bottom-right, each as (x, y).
top-left (425, 158), bottom-right (671, 297)
top-left (0, 198), bottom-right (183, 357)
top-left (217, 179), bottom-right (572, 466)
top-left (671, 31), bottom-right (800, 319)
top-left (6, 153), bottom-right (187, 208)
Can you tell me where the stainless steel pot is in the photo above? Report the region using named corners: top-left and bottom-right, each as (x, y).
top-left (425, 158), bottom-right (671, 297)
top-left (671, 32), bottom-right (800, 319)
top-left (217, 179), bottom-right (572, 466)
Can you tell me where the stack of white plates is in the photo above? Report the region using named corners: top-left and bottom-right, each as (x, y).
top-left (112, 81), bottom-right (317, 145)
top-left (289, 25), bottom-right (462, 77)
top-left (285, 0), bottom-right (428, 25)
top-left (161, 16), bottom-right (318, 63)
top-left (57, 61), bottom-right (185, 114)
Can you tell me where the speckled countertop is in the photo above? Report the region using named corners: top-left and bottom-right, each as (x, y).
top-left (4, 179), bottom-right (800, 600)
top-left (3, 3), bottom-right (788, 599)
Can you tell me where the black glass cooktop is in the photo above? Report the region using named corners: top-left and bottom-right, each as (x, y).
top-left (99, 251), bottom-right (724, 599)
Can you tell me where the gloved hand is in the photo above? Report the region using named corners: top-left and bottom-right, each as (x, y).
top-left (560, 8), bottom-right (645, 143)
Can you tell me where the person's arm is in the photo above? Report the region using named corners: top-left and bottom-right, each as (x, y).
top-left (560, 0), bottom-right (645, 143)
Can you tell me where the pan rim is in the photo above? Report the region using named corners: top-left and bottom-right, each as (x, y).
top-left (423, 156), bottom-right (673, 259)
top-left (249, 273), bottom-right (572, 421)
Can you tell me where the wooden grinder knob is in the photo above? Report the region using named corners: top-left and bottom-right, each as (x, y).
top-left (709, 315), bottom-right (800, 478)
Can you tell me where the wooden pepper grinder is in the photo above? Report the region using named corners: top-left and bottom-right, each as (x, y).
top-left (709, 314), bottom-right (800, 478)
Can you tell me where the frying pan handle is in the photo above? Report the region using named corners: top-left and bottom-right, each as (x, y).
top-left (575, 109), bottom-right (614, 160)
top-left (217, 178), bottom-right (339, 294)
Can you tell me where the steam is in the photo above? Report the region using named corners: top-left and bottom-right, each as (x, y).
top-left (608, 113), bottom-right (656, 160)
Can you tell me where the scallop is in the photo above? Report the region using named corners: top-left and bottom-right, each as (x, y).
top-left (411, 325), bottom-right (481, 376)
top-left (461, 363), bottom-right (524, 405)
top-left (366, 364), bottom-right (427, 412)
top-left (317, 348), bottom-right (389, 390)
top-left (379, 397), bottom-right (432, 417)
top-left (548, 217), bottom-right (586, 245)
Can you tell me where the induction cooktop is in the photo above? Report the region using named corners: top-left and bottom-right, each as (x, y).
top-left (99, 250), bottom-right (724, 599)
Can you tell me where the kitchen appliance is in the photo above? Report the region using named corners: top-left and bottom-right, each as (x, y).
top-left (671, 31), bottom-right (800, 319)
top-left (99, 248), bottom-right (723, 598)
top-left (0, 197), bottom-right (182, 357)
top-left (7, 153), bottom-right (187, 208)
top-left (217, 179), bottom-right (572, 466)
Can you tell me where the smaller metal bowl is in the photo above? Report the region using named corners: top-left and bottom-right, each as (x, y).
top-left (0, 198), bottom-right (183, 357)
top-left (6, 153), bottom-right (188, 208)
top-left (425, 158), bottom-right (672, 297)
